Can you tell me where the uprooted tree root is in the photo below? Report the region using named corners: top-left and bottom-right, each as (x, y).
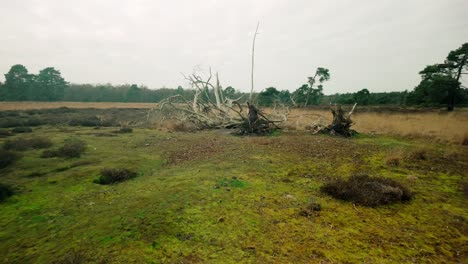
top-left (147, 70), bottom-right (288, 135)
top-left (307, 103), bottom-right (358, 137)
top-left (321, 174), bottom-right (413, 207)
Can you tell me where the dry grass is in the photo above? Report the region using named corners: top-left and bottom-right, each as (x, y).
top-left (1, 102), bottom-right (467, 143)
top-left (285, 108), bottom-right (468, 144)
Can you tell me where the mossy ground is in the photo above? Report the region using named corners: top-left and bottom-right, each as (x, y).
top-left (0, 126), bottom-right (466, 263)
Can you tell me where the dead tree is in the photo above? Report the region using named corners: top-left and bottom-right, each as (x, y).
top-left (307, 103), bottom-right (357, 137)
top-left (147, 70), bottom-right (287, 134)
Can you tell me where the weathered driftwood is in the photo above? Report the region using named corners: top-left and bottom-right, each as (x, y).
top-left (307, 103), bottom-right (357, 137)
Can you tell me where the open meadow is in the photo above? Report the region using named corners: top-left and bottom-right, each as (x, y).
top-left (0, 104), bottom-right (467, 263)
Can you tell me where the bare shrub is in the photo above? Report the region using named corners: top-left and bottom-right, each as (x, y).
top-left (0, 150), bottom-right (19, 169)
top-left (94, 168), bottom-right (138, 185)
top-left (0, 183), bottom-right (14, 202)
top-left (321, 174), bottom-right (412, 206)
top-left (42, 139), bottom-right (86, 158)
top-left (3, 137), bottom-right (52, 151)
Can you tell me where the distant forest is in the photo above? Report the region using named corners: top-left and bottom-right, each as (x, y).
top-left (1, 62), bottom-right (467, 108)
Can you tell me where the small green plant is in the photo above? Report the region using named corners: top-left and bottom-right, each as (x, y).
top-left (94, 168), bottom-right (138, 185)
top-left (0, 183), bottom-right (14, 202)
top-left (3, 137), bottom-right (52, 151)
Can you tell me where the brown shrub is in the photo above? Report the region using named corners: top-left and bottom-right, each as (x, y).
top-left (3, 137), bottom-right (52, 151)
top-left (94, 168), bottom-right (138, 185)
top-left (321, 174), bottom-right (412, 207)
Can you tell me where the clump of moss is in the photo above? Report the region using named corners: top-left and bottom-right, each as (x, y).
top-left (0, 150), bottom-right (19, 169)
top-left (42, 139), bottom-right (86, 158)
top-left (94, 168), bottom-right (138, 185)
top-left (12, 127), bottom-right (33, 133)
top-left (0, 183), bottom-right (14, 202)
top-left (321, 174), bottom-right (412, 207)
top-left (3, 137), bottom-right (52, 151)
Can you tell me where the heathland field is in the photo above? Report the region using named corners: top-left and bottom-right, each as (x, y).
top-left (0, 104), bottom-right (467, 263)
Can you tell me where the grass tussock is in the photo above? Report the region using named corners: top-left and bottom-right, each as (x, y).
top-left (3, 137), bottom-right (52, 151)
top-left (12, 127), bottom-right (32, 133)
top-left (0, 150), bottom-right (19, 169)
top-left (41, 139), bottom-right (86, 158)
top-left (321, 174), bottom-right (413, 207)
top-left (117, 127), bottom-right (133, 133)
top-left (0, 183), bottom-right (14, 202)
top-left (94, 168), bottom-right (138, 185)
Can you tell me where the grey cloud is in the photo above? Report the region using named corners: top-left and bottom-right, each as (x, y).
top-left (1, 0), bottom-right (467, 93)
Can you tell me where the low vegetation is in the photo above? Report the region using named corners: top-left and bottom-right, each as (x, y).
top-left (0, 129), bottom-right (12, 137)
top-left (94, 168), bottom-right (138, 185)
top-left (0, 150), bottom-right (19, 169)
top-left (0, 183), bottom-right (14, 202)
top-left (41, 139), bottom-right (86, 158)
top-left (117, 127), bottom-right (133, 133)
top-left (321, 174), bottom-right (413, 206)
top-left (11, 127), bottom-right (32, 133)
top-left (3, 137), bottom-right (52, 151)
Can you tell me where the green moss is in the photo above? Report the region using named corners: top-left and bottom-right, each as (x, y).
top-left (0, 127), bottom-right (466, 263)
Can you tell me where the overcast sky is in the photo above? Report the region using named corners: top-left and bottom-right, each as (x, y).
top-left (1, 0), bottom-right (467, 94)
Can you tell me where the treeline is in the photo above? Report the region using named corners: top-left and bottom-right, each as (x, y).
top-left (1, 58), bottom-right (467, 108)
